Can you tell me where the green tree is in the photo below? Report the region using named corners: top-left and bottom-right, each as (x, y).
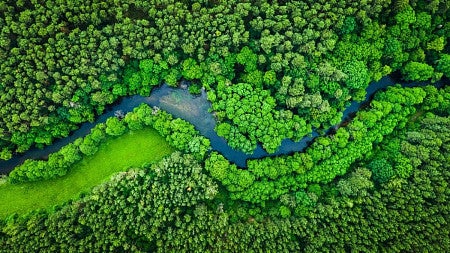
top-left (401, 61), bottom-right (434, 81)
top-left (105, 117), bottom-right (127, 136)
top-left (342, 61), bottom-right (370, 89)
top-left (182, 58), bottom-right (203, 80)
top-left (236, 46), bottom-right (258, 72)
top-left (79, 136), bottom-right (98, 156)
top-left (368, 159), bottom-right (395, 183)
top-left (437, 54), bottom-right (450, 78)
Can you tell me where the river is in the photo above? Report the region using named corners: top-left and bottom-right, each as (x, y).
top-left (0, 76), bottom-right (445, 173)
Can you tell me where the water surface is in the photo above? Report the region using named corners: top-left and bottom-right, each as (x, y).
top-left (0, 76), bottom-right (445, 172)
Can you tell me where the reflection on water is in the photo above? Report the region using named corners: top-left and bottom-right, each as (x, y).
top-left (1, 76), bottom-right (445, 173)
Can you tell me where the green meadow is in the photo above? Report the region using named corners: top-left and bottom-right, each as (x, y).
top-left (0, 127), bottom-right (174, 218)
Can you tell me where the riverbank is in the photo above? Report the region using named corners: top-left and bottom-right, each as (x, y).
top-left (1, 76), bottom-right (447, 172)
top-left (0, 127), bottom-right (173, 218)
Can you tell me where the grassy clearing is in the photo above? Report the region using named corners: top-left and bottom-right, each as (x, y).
top-left (0, 127), bottom-right (174, 218)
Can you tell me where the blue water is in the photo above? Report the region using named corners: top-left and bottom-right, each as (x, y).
top-left (0, 76), bottom-right (444, 173)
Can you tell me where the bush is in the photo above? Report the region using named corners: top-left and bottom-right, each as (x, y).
top-left (8, 104), bottom-right (211, 183)
top-left (105, 117), bottom-right (127, 136)
top-left (401, 62), bottom-right (434, 81)
top-left (368, 159), bottom-right (395, 183)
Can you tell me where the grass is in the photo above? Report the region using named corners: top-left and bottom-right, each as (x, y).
top-left (0, 127), bottom-right (174, 218)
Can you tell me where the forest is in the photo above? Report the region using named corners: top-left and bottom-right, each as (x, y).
top-left (0, 0), bottom-right (449, 252)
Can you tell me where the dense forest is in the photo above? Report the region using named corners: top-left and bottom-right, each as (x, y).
top-left (0, 0), bottom-right (449, 251)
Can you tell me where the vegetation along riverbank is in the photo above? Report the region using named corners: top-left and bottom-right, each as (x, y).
top-left (0, 0), bottom-right (449, 251)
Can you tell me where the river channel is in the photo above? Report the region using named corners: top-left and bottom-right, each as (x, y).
top-left (0, 76), bottom-right (445, 173)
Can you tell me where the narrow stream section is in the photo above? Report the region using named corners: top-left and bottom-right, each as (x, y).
top-left (0, 76), bottom-right (445, 173)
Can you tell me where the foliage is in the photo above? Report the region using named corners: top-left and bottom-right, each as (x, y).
top-left (149, 106), bottom-right (211, 160)
top-left (0, 0), bottom-right (449, 251)
top-left (105, 117), bottom-right (127, 136)
top-left (368, 159), bottom-right (395, 183)
top-left (342, 60), bottom-right (371, 90)
top-left (0, 127), bottom-right (173, 218)
top-left (8, 103), bottom-right (209, 183)
top-left (401, 61), bottom-right (434, 81)
top-left (2, 0), bottom-right (447, 158)
top-left (0, 153), bottom-right (218, 252)
top-left (437, 54), bottom-right (450, 78)
top-left (1, 114), bottom-right (449, 251)
top-left (206, 86), bottom-right (446, 205)
top-left (212, 82), bottom-right (310, 153)
top-left (337, 168), bottom-right (373, 197)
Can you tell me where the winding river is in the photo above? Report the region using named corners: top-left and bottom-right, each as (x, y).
top-left (0, 76), bottom-right (446, 173)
